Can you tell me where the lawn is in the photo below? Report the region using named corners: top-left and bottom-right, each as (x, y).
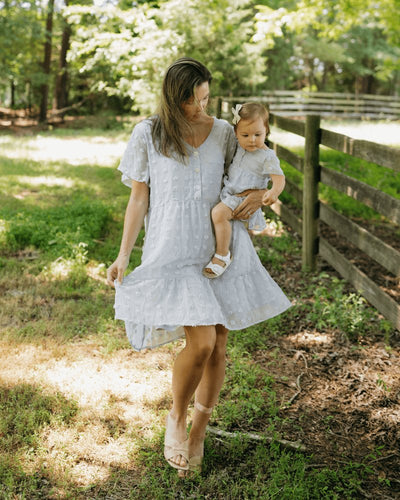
top-left (0, 119), bottom-right (399, 499)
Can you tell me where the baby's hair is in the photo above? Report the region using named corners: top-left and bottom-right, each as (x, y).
top-left (234, 102), bottom-right (270, 136)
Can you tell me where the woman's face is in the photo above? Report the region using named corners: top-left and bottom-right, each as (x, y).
top-left (181, 81), bottom-right (210, 121)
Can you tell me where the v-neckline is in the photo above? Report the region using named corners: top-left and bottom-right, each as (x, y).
top-left (185, 117), bottom-right (216, 150)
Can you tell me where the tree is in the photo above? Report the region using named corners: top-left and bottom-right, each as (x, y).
top-left (39, 0), bottom-right (55, 121)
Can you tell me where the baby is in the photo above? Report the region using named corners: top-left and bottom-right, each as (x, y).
top-left (203, 102), bottom-right (285, 278)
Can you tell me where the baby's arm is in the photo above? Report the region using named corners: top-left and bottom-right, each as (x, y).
top-left (262, 174), bottom-right (285, 206)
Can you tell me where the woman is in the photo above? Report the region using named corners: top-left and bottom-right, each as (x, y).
top-left (106, 58), bottom-right (291, 475)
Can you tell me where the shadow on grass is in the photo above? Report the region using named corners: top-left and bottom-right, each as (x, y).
top-left (0, 382), bottom-right (78, 499)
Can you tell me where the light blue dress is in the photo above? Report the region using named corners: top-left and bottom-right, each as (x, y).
top-left (114, 117), bottom-right (291, 351)
top-left (221, 145), bottom-right (284, 231)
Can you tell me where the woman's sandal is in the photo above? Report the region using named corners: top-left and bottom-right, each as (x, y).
top-left (202, 251), bottom-right (232, 279)
top-left (164, 413), bottom-right (189, 471)
top-left (187, 401), bottom-right (214, 473)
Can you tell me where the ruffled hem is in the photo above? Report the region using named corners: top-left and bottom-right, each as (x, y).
top-left (115, 266), bottom-right (291, 351)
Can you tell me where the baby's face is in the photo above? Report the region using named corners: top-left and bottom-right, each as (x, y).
top-left (235, 117), bottom-right (267, 152)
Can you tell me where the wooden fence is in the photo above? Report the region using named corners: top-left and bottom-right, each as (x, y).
top-left (216, 91), bottom-right (400, 119)
top-left (216, 103), bottom-right (400, 329)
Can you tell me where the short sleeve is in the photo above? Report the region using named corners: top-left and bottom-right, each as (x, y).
top-left (223, 123), bottom-right (238, 173)
top-left (264, 150), bottom-right (284, 176)
top-left (117, 120), bottom-right (150, 187)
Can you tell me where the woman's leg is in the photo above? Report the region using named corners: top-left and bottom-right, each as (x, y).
top-left (188, 325), bottom-right (228, 461)
top-left (167, 325), bottom-right (217, 468)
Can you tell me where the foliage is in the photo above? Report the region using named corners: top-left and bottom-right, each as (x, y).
top-left (1, 0), bottom-right (399, 112)
top-left (65, 0), bottom-right (267, 113)
top-left (306, 273), bottom-right (376, 338)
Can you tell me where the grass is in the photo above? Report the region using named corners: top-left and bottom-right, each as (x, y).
top-left (270, 119), bottom-right (400, 222)
top-left (0, 122), bottom-right (397, 498)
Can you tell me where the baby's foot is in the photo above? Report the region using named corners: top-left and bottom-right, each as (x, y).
top-left (202, 252), bottom-right (232, 279)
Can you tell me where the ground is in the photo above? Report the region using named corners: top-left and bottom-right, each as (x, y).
top-left (0, 115), bottom-right (399, 499)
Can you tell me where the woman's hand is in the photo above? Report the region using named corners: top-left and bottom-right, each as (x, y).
top-left (232, 189), bottom-right (266, 220)
top-left (106, 254), bottom-right (130, 287)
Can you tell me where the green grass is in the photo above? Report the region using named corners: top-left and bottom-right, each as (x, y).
top-left (271, 121), bottom-right (400, 222)
top-left (0, 125), bottom-right (396, 499)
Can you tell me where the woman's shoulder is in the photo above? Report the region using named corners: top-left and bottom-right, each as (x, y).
top-left (132, 117), bottom-right (153, 137)
top-left (212, 116), bottom-right (233, 131)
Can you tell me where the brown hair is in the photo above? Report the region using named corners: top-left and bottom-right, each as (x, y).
top-left (151, 58), bottom-right (212, 161)
top-left (234, 102), bottom-right (270, 136)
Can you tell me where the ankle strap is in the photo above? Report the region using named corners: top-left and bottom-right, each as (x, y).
top-left (194, 401), bottom-right (214, 414)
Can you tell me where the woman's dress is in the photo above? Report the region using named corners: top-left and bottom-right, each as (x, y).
top-left (114, 117), bottom-right (291, 351)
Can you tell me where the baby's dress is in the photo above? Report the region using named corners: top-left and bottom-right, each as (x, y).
top-left (220, 145), bottom-right (284, 231)
top-left (114, 117), bottom-right (291, 351)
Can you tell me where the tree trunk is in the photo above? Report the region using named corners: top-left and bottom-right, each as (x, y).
top-left (55, 6), bottom-right (71, 110)
top-left (39, 0), bottom-right (55, 123)
top-left (10, 79), bottom-right (15, 108)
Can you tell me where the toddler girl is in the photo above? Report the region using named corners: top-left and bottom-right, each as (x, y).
top-left (203, 102), bottom-right (285, 278)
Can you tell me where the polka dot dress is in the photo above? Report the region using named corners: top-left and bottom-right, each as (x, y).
top-left (114, 118), bottom-right (291, 351)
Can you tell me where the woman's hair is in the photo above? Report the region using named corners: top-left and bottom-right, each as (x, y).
top-left (151, 57), bottom-right (212, 161)
top-left (234, 102), bottom-right (270, 136)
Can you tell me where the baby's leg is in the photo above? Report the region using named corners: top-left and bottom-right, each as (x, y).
top-left (211, 202), bottom-right (233, 264)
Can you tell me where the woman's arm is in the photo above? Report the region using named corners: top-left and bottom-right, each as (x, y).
top-left (232, 189), bottom-right (266, 220)
top-left (106, 180), bottom-right (149, 286)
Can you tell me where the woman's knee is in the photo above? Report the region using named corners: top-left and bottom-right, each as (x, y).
top-left (210, 326), bottom-right (228, 363)
top-left (184, 326), bottom-right (216, 364)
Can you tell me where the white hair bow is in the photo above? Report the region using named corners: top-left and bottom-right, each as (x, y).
top-left (231, 104), bottom-right (243, 125)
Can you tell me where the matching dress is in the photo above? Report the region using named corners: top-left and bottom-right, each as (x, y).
top-left (221, 144), bottom-right (284, 231)
top-left (114, 117), bottom-right (291, 351)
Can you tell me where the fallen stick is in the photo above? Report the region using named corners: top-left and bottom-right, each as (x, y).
top-left (206, 426), bottom-right (307, 452)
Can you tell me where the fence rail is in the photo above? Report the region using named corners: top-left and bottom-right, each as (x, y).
top-left (216, 102), bottom-right (400, 329)
top-left (217, 92), bottom-right (400, 119)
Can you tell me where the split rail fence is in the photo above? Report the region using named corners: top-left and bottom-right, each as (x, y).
top-left (216, 99), bottom-right (400, 329)
top-left (217, 91), bottom-right (400, 119)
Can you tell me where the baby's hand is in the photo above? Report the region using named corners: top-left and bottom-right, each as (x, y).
top-left (262, 190), bottom-right (279, 206)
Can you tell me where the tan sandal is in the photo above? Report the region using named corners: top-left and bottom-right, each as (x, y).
top-left (188, 401), bottom-right (214, 473)
top-left (164, 413), bottom-right (189, 471)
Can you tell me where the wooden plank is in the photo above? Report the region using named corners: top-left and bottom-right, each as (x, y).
top-left (269, 113), bottom-right (305, 137)
top-left (260, 90), bottom-right (400, 101)
top-left (320, 203), bottom-right (400, 276)
top-left (319, 237), bottom-right (400, 329)
top-left (269, 200), bottom-right (302, 234)
top-left (284, 178), bottom-right (303, 203)
top-left (269, 112), bottom-right (400, 120)
top-left (320, 129), bottom-right (400, 172)
top-left (302, 115), bottom-right (320, 271)
top-left (268, 141), bottom-right (304, 173)
top-left (320, 166), bottom-right (400, 225)
top-left (270, 103), bottom-right (400, 113)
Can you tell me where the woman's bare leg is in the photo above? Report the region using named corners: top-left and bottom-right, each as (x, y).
top-left (188, 325), bottom-right (228, 461)
top-left (167, 325), bottom-right (217, 468)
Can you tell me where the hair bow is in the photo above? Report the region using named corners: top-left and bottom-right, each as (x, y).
top-left (231, 104), bottom-right (243, 125)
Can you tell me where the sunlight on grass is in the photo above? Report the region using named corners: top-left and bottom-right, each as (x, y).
top-left (287, 330), bottom-right (334, 346)
top-left (0, 341), bottom-right (176, 488)
top-left (270, 120), bottom-right (400, 149)
top-left (0, 134), bottom-right (129, 166)
top-left (15, 175), bottom-right (75, 188)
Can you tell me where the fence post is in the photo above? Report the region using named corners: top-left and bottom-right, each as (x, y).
top-left (216, 97), bottom-right (222, 119)
top-left (302, 115), bottom-right (320, 271)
